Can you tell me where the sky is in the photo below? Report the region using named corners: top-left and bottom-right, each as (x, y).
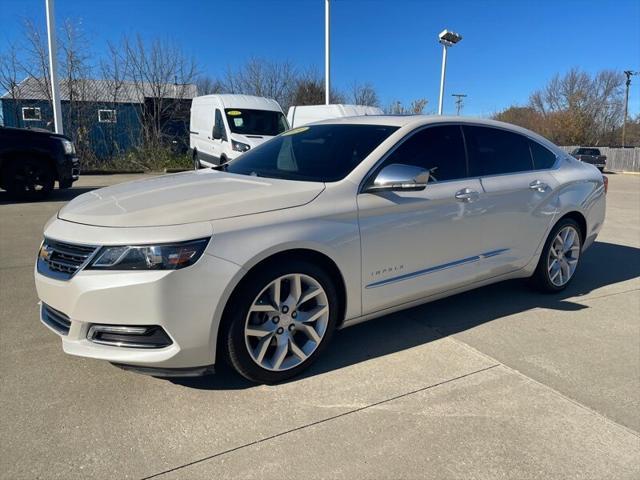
top-left (2, 0), bottom-right (639, 117)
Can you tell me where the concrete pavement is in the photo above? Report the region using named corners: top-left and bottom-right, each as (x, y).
top-left (1, 173), bottom-right (638, 479)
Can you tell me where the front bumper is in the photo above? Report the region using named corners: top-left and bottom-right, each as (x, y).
top-left (35, 251), bottom-right (242, 370)
top-left (57, 155), bottom-right (80, 187)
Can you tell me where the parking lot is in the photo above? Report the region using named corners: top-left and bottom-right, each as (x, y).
top-left (0, 173), bottom-right (638, 479)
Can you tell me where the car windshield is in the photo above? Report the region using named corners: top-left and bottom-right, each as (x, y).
top-left (225, 109), bottom-right (288, 136)
top-left (224, 124), bottom-right (399, 182)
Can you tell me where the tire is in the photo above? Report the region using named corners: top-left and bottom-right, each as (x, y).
top-left (222, 259), bottom-right (339, 384)
top-left (5, 159), bottom-right (55, 200)
top-left (193, 151), bottom-right (200, 170)
top-left (597, 167), bottom-right (604, 173)
top-left (530, 217), bottom-right (583, 293)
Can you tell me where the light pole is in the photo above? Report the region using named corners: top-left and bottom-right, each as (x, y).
top-left (622, 70), bottom-right (637, 147)
top-left (325, 0), bottom-right (330, 105)
top-left (437, 29), bottom-right (462, 115)
top-left (45, 0), bottom-right (63, 134)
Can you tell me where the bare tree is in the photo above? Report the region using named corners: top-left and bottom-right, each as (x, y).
top-left (289, 69), bottom-right (345, 107)
top-left (529, 68), bottom-right (624, 145)
top-left (350, 82), bottom-right (379, 107)
top-left (99, 40), bottom-right (132, 159)
top-left (196, 75), bottom-right (224, 95)
top-left (21, 18), bottom-right (52, 106)
top-left (0, 42), bottom-right (24, 127)
top-left (222, 57), bottom-right (297, 110)
top-left (58, 19), bottom-right (95, 160)
top-left (121, 34), bottom-right (198, 150)
top-left (385, 98), bottom-right (428, 114)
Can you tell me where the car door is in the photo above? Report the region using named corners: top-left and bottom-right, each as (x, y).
top-left (463, 125), bottom-right (559, 277)
top-left (357, 124), bottom-right (488, 315)
top-left (207, 109), bottom-right (227, 163)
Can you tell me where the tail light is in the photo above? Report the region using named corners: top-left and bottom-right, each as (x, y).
top-left (603, 175), bottom-right (608, 194)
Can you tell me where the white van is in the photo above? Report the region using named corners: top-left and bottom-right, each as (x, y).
top-left (286, 104), bottom-right (384, 129)
top-left (189, 94), bottom-right (288, 167)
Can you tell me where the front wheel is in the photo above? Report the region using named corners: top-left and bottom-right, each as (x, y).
top-left (5, 159), bottom-right (54, 200)
top-left (222, 260), bottom-right (339, 383)
top-left (530, 218), bottom-right (582, 292)
top-left (193, 151), bottom-right (200, 170)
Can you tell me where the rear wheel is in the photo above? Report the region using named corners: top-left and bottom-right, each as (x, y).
top-left (193, 151), bottom-right (200, 170)
top-left (222, 260), bottom-right (339, 383)
top-left (530, 218), bottom-right (582, 292)
top-left (5, 159), bottom-right (54, 200)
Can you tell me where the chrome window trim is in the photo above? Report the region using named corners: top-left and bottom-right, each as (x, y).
top-left (358, 121), bottom-right (560, 194)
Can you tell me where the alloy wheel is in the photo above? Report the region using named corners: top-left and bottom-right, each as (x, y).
top-left (547, 225), bottom-right (581, 287)
top-left (244, 273), bottom-right (330, 372)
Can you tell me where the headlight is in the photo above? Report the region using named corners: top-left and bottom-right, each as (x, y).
top-left (60, 139), bottom-right (76, 155)
top-left (232, 140), bottom-right (250, 152)
top-left (86, 238), bottom-right (209, 271)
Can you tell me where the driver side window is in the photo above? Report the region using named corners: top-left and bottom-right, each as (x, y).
top-left (214, 109), bottom-right (227, 141)
top-left (383, 125), bottom-right (467, 182)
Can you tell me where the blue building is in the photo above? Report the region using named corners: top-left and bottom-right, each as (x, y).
top-left (1, 77), bottom-right (196, 160)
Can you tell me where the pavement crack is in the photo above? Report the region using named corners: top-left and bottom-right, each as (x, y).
top-left (573, 287), bottom-right (640, 303)
top-left (140, 363), bottom-right (501, 480)
top-left (437, 332), bottom-right (640, 439)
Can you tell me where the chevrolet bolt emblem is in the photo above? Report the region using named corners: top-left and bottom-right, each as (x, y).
top-left (39, 245), bottom-right (53, 261)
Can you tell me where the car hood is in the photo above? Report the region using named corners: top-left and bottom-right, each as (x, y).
top-left (58, 170), bottom-right (325, 227)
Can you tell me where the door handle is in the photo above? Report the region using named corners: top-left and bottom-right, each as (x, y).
top-left (455, 188), bottom-right (479, 202)
top-left (529, 180), bottom-right (548, 192)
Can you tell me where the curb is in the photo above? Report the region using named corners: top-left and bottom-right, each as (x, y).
top-left (81, 169), bottom-right (146, 175)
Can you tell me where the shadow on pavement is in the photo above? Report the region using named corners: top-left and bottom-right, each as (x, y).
top-left (0, 186), bottom-right (100, 205)
top-left (171, 240), bottom-right (639, 391)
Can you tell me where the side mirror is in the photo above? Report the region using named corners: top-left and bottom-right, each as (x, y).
top-left (212, 125), bottom-right (222, 140)
top-left (364, 164), bottom-right (429, 193)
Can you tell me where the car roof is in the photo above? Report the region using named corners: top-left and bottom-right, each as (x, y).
top-left (310, 115), bottom-right (560, 150)
top-left (193, 94), bottom-right (282, 111)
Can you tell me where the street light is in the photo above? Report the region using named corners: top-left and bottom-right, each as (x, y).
top-left (45, 0), bottom-right (63, 134)
top-left (437, 29), bottom-right (462, 115)
top-left (325, 0), bottom-right (331, 105)
top-left (622, 70), bottom-right (638, 147)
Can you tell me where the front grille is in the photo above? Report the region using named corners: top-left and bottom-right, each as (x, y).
top-left (41, 304), bottom-right (71, 335)
top-left (37, 238), bottom-right (98, 280)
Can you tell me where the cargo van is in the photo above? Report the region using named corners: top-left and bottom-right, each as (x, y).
top-left (286, 104), bottom-right (384, 129)
top-left (189, 94), bottom-right (288, 167)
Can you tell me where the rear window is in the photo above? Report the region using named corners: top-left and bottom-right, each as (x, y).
top-left (464, 126), bottom-right (534, 176)
top-left (224, 124), bottom-right (398, 182)
top-left (529, 141), bottom-right (557, 169)
top-left (577, 148), bottom-right (600, 156)
top-left (225, 109), bottom-right (288, 136)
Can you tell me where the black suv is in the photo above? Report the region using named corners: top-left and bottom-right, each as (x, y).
top-left (0, 126), bottom-right (80, 199)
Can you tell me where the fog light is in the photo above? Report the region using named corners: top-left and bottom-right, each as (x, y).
top-left (87, 325), bottom-right (172, 348)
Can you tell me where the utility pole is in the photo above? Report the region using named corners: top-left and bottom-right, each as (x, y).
top-left (45, 0), bottom-right (63, 134)
top-left (451, 93), bottom-right (467, 115)
top-left (622, 70), bottom-right (637, 148)
top-left (325, 0), bottom-right (330, 105)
